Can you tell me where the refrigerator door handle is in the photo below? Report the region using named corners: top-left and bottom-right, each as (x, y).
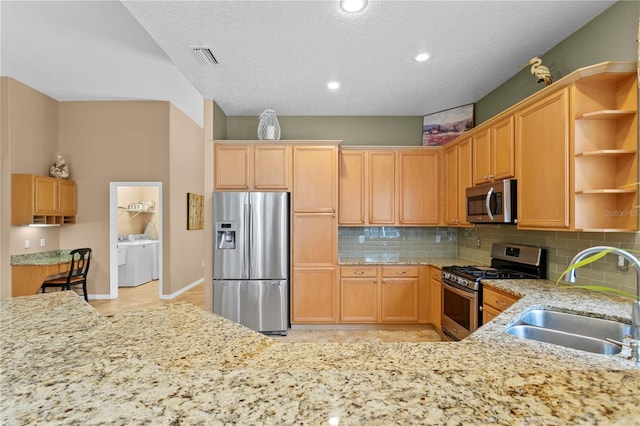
top-left (244, 201), bottom-right (251, 278)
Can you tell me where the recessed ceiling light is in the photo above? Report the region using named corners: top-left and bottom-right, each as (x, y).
top-left (340, 0), bottom-right (367, 13)
top-left (327, 81), bottom-right (340, 90)
top-left (415, 52), bottom-right (431, 62)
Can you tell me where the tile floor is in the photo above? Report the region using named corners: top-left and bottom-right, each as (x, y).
top-left (89, 281), bottom-right (441, 343)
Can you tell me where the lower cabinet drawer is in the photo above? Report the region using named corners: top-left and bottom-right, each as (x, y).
top-left (483, 286), bottom-right (519, 312)
top-left (381, 266), bottom-right (419, 278)
top-left (340, 266), bottom-right (377, 278)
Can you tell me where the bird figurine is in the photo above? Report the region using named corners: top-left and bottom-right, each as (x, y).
top-left (524, 56), bottom-right (553, 86)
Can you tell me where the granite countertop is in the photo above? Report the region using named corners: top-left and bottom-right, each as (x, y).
top-left (2, 278), bottom-right (639, 424)
top-left (10, 250), bottom-right (72, 266)
top-left (338, 256), bottom-right (465, 267)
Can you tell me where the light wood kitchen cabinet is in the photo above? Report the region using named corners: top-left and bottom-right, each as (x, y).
top-left (368, 150), bottom-right (396, 224)
top-left (380, 266), bottom-right (419, 322)
top-left (292, 267), bottom-right (338, 323)
top-left (398, 150), bottom-right (440, 225)
top-left (292, 213), bottom-right (336, 267)
top-left (429, 266), bottom-right (442, 331)
top-left (293, 145), bottom-right (337, 213)
top-left (291, 143), bottom-right (339, 324)
top-left (339, 148), bottom-right (439, 226)
top-left (444, 138), bottom-right (473, 226)
top-left (472, 117), bottom-right (515, 185)
top-left (338, 150), bottom-right (367, 225)
top-left (340, 266), bottom-right (378, 322)
top-left (482, 285), bottom-right (519, 324)
top-left (338, 149), bottom-right (395, 225)
top-left (516, 88), bottom-right (570, 229)
top-left (339, 265), bottom-right (422, 323)
top-left (214, 143), bottom-right (291, 190)
top-left (572, 71), bottom-right (638, 231)
top-left (12, 174), bottom-right (77, 225)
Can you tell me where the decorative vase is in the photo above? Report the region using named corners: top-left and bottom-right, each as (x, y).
top-left (49, 153), bottom-right (70, 179)
top-left (257, 110), bottom-right (281, 140)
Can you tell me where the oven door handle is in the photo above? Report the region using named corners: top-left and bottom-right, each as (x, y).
top-left (485, 187), bottom-right (495, 221)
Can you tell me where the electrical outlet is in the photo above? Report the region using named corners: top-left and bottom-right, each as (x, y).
top-left (24, 240), bottom-right (30, 249)
top-left (358, 235), bottom-right (365, 244)
top-left (40, 238), bottom-right (46, 247)
top-left (476, 238), bottom-right (481, 248)
top-left (617, 255), bottom-right (628, 271)
top-left (435, 235), bottom-right (441, 244)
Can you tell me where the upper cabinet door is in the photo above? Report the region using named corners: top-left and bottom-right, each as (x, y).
top-left (293, 145), bottom-right (337, 213)
top-left (214, 145), bottom-right (251, 190)
top-left (516, 88), bottom-right (570, 229)
top-left (472, 129), bottom-right (491, 185)
top-left (368, 151), bottom-right (396, 224)
top-left (338, 150), bottom-right (366, 225)
top-left (58, 180), bottom-right (77, 216)
top-left (253, 145), bottom-right (291, 190)
top-left (491, 116), bottom-right (515, 181)
top-left (444, 144), bottom-right (459, 225)
top-left (34, 176), bottom-right (58, 215)
top-left (398, 150), bottom-right (439, 225)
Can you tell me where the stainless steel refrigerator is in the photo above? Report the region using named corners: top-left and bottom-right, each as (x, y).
top-left (213, 192), bottom-right (289, 335)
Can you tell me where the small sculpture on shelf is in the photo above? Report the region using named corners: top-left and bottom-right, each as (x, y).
top-left (524, 56), bottom-right (553, 86)
top-left (49, 153), bottom-right (70, 179)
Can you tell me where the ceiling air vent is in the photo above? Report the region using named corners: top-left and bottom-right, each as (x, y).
top-left (191, 47), bottom-right (218, 65)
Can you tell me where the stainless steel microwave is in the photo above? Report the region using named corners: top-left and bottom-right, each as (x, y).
top-left (466, 179), bottom-right (517, 224)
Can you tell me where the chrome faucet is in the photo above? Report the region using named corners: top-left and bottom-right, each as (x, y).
top-left (566, 246), bottom-right (640, 340)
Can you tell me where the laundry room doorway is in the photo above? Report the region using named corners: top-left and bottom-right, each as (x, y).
top-left (109, 182), bottom-right (163, 300)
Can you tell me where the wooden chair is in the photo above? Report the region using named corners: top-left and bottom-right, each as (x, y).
top-left (41, 248), bottom-right (92, 301)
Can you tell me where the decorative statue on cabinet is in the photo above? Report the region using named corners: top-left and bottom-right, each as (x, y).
top-left (524, 56), bottom-right (553, 86)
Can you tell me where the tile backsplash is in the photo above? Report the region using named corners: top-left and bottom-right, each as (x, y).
top-left (338, 225), bottom-right (640, 298)
top-left (338, 227), bottom-right (457, 260)
top-left (458, 225), bottom-right (640, 299)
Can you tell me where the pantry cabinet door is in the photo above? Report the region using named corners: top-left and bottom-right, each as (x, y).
top-left (292, 268), bottom-right (338, 323)
top-left (293, 146), bottom-right (337, 213)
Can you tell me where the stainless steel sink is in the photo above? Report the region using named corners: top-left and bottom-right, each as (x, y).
top-left (506, 309), bottom-right (632, 355)
top-left (507, 325), bottom-right (623, 355)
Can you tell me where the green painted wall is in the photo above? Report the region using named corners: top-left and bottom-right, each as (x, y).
top-left (476, 0), bottom-right (639, 124)
top-left (226, 115), bottom-right (423, 145)
top-left (221, 1), bottom-right (637, 144)
top-left (212, 100), bottom-right (227, 140)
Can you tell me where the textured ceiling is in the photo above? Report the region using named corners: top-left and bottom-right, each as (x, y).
top-left (123, 0), bottom-right (614, 116)
top-left (2, 1), bottom-right (616, 121)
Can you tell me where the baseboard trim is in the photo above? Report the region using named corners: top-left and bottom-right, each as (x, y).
top-left (160, 278), bottom-right (204, 300)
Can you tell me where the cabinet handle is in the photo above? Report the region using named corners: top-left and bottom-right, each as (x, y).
top-left (354, 271), bottom-right (364, 275)
top-left (395, 271), bottom-right (406, 275)
top-left (489, 174), bottom-right (495, 179)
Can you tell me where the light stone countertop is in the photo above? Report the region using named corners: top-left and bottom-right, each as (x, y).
top-left (338, 256), bottom-right (465, 267)
top-left (10, 249), bottom-right (72, 266)
top-left (2, 276), bottom-right (639, 425)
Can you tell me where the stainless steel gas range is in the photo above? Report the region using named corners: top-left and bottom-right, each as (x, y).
top-left (441, 243), bottom-right (547, 342)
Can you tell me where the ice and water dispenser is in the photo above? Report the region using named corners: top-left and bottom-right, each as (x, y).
top-left (216, 222), bottom-right (236, 249)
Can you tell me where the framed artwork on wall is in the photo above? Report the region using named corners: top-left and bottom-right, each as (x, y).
top-left (187, 192), bottom-right (204, 230)
top-left (421, 103), bottom-right (474, 146)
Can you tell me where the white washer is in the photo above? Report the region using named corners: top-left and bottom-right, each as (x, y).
top-left (117, 235), bottom-right (159, 287)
